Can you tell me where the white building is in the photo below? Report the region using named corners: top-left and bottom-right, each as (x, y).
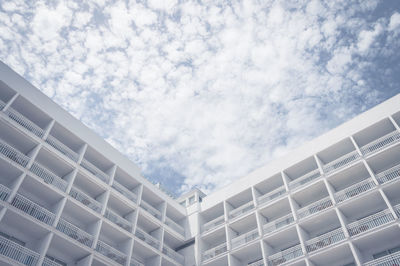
top-left (0, 61), bottom-right (400, 266)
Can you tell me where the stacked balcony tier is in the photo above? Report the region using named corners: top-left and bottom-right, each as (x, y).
top-left (0, 235), bottom-right (40, 266)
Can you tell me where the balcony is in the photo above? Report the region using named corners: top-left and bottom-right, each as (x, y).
top-left (229, 201), bottom-right (254, 220)
top-left (104, 208), bottom-right (132, 232)
top-left (248, 258), bottom-right (264, 266)
top-left (203, 242), bottom-right (227, 262)
top-left (258, 186), bottom-right (286, 206)
top-left (203, 215), bottom-right (225, 233)
top-left (45, 135), bottom-right (79, 162)
top-left (162, 244), bottom-right (185, 265)
top-left (140, 200), bottom-right (162, 220)
top-left (135, 227), bottom-right (160, 250)
top-left (263, 213), bottom-right (294, 235)
top-left (43, 257), bottom-right (64, 266)
top-left (305, 228), bottom-right (345, 253)
top-left (0, 138), bottom-right (30, 167)
top-left (347, 209), bottom-right (395, 236)
top-left (360, 130), bottom-right (400, 156)
top-left (56, 218), bottom-right (94, 247)
top-left (0, 234), bottom-right (40, 266)
top-left (69, 186), bottom-right (102, 213)
top-left (376, 163), bottom-right (400, 184)
top-left (323, 150), bottom-right (361, 174)
top-left (0, 183), bottom-right (11, 201)
top-left (231, 228), bottom-right (259, 249)
top-left (11, 193), bottom-right (55, 225)
top-left (289, 169), bottom-right (321, 190)
top-left (335, 177), bottom-right (376, 203)
top-left (30, 162), bottom-right (68, 192)
top-left (80, 158), bottom-right (109, 184)
top-left (96, 240), bottom-right (127, 265)
top-left (297, 196), bottom-right (333, 220)
top-left (364, 250), bottom-right (400, 266)
top-left (130, 257), bottom-right (145, 266)
top-left (165, 216), bottom-right (185, 236)
top-left (112, 180), bottom-right (138, 203)
top-left (268, 244), bottom-right (303, 266)
top-left (3, 106), bottom-right (44, 138)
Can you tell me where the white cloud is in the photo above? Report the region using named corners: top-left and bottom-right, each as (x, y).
top-left (389, 12), bottom-right (400, 31)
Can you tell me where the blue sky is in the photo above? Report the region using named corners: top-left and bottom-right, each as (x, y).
top-left (1, 0), bottom-right (400, 197)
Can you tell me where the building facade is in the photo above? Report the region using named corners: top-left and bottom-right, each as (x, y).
top-left (0, 61), bottom-right (400, 266)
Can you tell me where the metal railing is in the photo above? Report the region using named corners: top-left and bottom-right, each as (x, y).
top-left (202, 215), bottom-right (225, 233)
top-left (248, 258), bottom-right (264, 266)
top-left (347, 209), bottom-right (394, 236)
top-left (130, 257), bottom-right (145, 266)
top-left (229, 201), bottom-right (254, 219)
top-left (305, 228), bottom-right (345, 253)
top-left (140, 200), bottom-right (162, 220)
top-left (135, 227), bottom-right (160, 250)
top-left (112, 180), bottom-right (138, 203)
top-left (42, 257), bottom-right (64, 266)
top-left (289, 169), bottom-right (321, 190)
top-left (0, 183), bottom-right (11, 201)
top-left (263, 213), bottom-right (294, 235)
top-left (231, 228), bottom-right (259, 249)
top-left (30, 162), bottom-right (68, 192)
top-left (297, 196), bottom-right (333, 219)
top-left (268, 244), bottom-right (303, 266)
top-left (360, 130), bottom-right (400, 156)
top-left (69, 186), bottom-right (102, 213)
top-left (165, 216), bottom-right (185, 236)
top-left (45, 135), bottom-right (79, 162)
top-left (163, 244), bottom-right (185, 264)
top-left (0, 138), bottom-right (30, 167)
top-left (335, 177), bottom-right (376, 202)
top-left (96, 240), bottom-right (127, 265)
top-left (104, 208), bottom-right (132, 232)
top-left (4, 106), bottom-right (44, 138)
top-left (11, 193), bottom-right (55, 225)
top-left (0, 235), bottom-right (40, 266)
top-left (376, 163), bottom-right (400, 184)
top-left (364, 249), bottom-right (400, 266)
top-left (203, 242), bottom-right (227, 262)
top-left (394, 203), bottom-right (400, 218)
top-left (80, 158), bottom-right (109, 183)
top-left (258, 186), bottom-right (286, 205)
top-left (56, 218), bottom-right (94, 247)
top-left (323, 150), bottom-right (361, 173)
top-left (0, 99), bottom-right (5, 111)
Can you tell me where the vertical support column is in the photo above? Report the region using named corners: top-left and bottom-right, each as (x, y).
top-left (2, 92), bottom-right (19, 111)
top-left (26, 143), bottom-right (42, 169)
top-left (296, 225), bottom-right (309, 259)
top-left (255, 211), bottom-right (264, 244)
top-left (314, 155), bottom-right (325, 175)
top-left (362, 160), bottom-right (379, 186)
top-left (251, 186), bottom-right (259, 208)
top-left (37, 232), bottom-right (54, 265)
top-left (76, 254), bottom-right (93, 266)
top-left (161, 201), bottom-right (167, 224)
top-left (99, 190), bottom-right (111, 215)
top-left (323, 179), bottom-right (337, 205)
top-left (350, 136), bottom-right (363, 157)
top-left (91, 219), bottom-right (103, 249)
top-left (52, 197), bottom-right (67, 227)
top-left (65, 168), bottom-right (78, 194)
top-left (379, 189), bottom-right (397, 220)
top-left (77, 143), bottom-right (87, 164)
top-left (0, 207), bottom-right (8, 222)
top-left (136, 184), bottom-right (144, 206)
top-left (107, 165), bottom-right (117, 186)
top-left (7, 172), bottom-right (26, 203)
top-left (43, 119), bottom-right (55, 140)
top-left (348, 242), bottom-right (363, 266)
top-left (389, 115), bottom-right (400, 130)
top-left (262, 241), bottom-right (275, 266)
top-left (281, 171), bottom-right (290, 193)
top-left (122, 238), bottom-right (134, 266)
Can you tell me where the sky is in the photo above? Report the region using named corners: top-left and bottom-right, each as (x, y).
top-left (1, 0), bottom-right (400, 197)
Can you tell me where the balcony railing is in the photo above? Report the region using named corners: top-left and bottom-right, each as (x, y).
top-left (323, 150), bottom-right (361, 174)
top-left (163, 244), bottom-right (185, 265)
top-left (0, 99), bottom-right (5, 111)
top-left (394, 203), bottom-right (400, 218)
top-left (263, 213), bottom-right (294, 235)
top-left (56, 218), bottom-right (94, 247)
top-left (104, 208), bottom-right (132, 232)
top-left (229, 201), bottom-right (254, 220)
top-left (0, 183), bottom-right (11, 201)
top-left (335, 177), bottom-right (376, 203)
top-left (140, 200), bottom-right (162, 220)
top-left (96, 240), bottom-right (127, 265)
top-left (305, 228), bottom-right (345, 253)
top-left (130, 257), bottom-right (145, 266)
top-left (202, 215), bottom-right (225, 233)
top-left (203, 242), bottom-right (227, 262)
top-left (248, 258), bottom-right (264, 266)
top-left (347, 209), bottom-right (395, 236)
top-left (43, 257), bottom-right (64, 266)
top-left (45, 135), bottom-right (79, 162)
top-left (364, 249), bottom-right (400, 266)
top-left (112, 180), bottom-right (138, 203)
top-left (30, 162), bottom-right (68, 192)
top-left (135, 227), bottom-right (160, 250)
top-left (0, 235), bottom-right (40, 266)
top-left (69, 186), bottom-right (102, 213)
top-left (376, 163), bottom-right (400, 184)
top-left (297, 196), bottom-right (333, 219)
top-left (0, 139), bottom-right (30, 167)
top-left (11, 193), bottom-right (55, 225)
top-left (360, 130), bottom-right (400, 156)
top-left (3, 106), bottom-right (44, 138)
top-left (231, 228), bottom-right (259, 249)
top-left (289, 169), bottom-right (321, 190)
top-left (258, 186), bottom-right (286, 206)
top-left (268, 244), bottom-right (303, 266)
top-left (80, 158), bottom-right (109, 183)
top-left (165, 216), bottom-right (185, 236)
